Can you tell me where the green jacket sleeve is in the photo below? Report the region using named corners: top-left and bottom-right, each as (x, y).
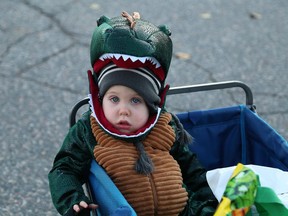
top-left (48, 112), bottom-right (96, 215)
top-left (169, 114), bottom-right (218, 216)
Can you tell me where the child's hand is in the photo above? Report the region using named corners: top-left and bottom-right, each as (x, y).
top-left (73, 201), bottom-right (98, 213)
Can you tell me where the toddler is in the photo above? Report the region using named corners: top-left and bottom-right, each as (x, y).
top-left (48, 11), bottom-right (218, 216)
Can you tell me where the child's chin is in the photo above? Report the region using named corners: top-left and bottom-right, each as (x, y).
top-left (117, 128), bottom-right (133, 134)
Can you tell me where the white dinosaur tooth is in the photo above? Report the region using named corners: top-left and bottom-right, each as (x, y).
top-left (99, 54), bottom-right (106, 61)
top-left (150, 58), bottom-right (156, 65)
top-left (113, 54), bottom-right (122, 60)
top-left (101, 54), bottom-right (109, 60)
top-left (155, 62), bottom-right (161, 68)
top-left (122, 55), bottom-right (130, 61)
top-left (149, 57), bottom-right (161, 68)
top-left (130, 56), bottom-right (139, 62)
top-left (139, 57), bottom-right (147, 63)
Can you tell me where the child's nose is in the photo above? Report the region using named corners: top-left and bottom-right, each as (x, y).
top-left (119, 104), bottom-right (130, 116)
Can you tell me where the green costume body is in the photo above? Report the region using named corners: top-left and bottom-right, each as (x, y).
top-left (48, 111), bottom-right (217, 215)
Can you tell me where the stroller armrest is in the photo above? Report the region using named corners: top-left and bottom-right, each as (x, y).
top-left (88, 160), bottom-right (137, 216)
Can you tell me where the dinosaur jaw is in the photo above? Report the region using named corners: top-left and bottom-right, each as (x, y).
top-left (100, 53), bottom-right (161, 68)
top-left (93, 53), bottom-right (165, 81)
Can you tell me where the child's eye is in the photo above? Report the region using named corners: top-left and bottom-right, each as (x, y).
top-left (131, 97), bottom-right (142, 104)
top-left (110, 96), bottom-right (119, 103)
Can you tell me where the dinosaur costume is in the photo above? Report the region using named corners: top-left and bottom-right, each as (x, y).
top-left (48, 12), bottom-right (218, 216)
top-left (92, 113), bottom-right (188, 215)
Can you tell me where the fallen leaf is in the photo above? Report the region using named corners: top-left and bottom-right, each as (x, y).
top-left (90, 3), bottom-right (100, 10)
top-left (249, 12), bottom-right (262, 20)
top-left (175, 52), bottom-right (191, 60)
top-left (200, 12), bottom-right (212, 19)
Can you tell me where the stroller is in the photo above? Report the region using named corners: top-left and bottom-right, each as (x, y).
top-left (70, 80), bottom-right (288, 216)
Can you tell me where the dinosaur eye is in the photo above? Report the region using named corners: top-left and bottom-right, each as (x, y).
top-left (105, 28), bottom-right (113, 34)
top-left (158, 25), bottom-right (171, 36)
top-left (97, 15), bottom-right (110, 26)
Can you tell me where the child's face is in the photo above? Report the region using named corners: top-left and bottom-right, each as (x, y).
top-left (102, 85), bottom-right (149, 134)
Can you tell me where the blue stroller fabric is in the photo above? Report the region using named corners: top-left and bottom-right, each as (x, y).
top-left (89, 160), bottom-right (137, 216)
top-left (177, 105), bottom-right (288, 171)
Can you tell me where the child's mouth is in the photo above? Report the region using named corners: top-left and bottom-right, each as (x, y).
top-left (116, 120), bottom-right (131, 130)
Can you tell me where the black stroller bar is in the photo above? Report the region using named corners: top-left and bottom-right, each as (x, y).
top-left (167, 80), bottom-right (253, 106)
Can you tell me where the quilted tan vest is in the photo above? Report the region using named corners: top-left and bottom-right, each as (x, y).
top-left (91, 113), bottom-right (188, 215)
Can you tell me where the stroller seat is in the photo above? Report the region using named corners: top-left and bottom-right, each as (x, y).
top-left (69, 81), bottom-right (288, 216)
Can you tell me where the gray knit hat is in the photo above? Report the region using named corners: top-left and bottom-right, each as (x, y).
top-left (98, 63), bottom-right (161, 113)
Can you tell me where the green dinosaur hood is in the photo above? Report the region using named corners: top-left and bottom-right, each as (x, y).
top-left (88, 12), bottom-right (172, 140)
top-left (90, 13), bottom-right (173, 80)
